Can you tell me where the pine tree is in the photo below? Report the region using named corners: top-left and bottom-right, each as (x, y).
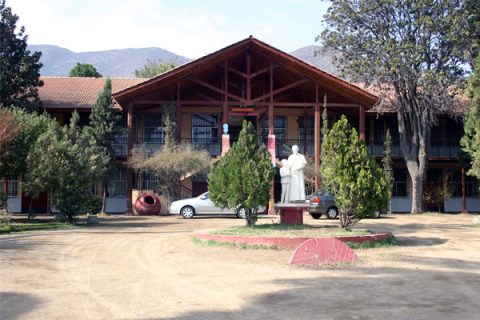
top-left (321, 116), bottom-right (390, 230)
top-left (0, 0), bottom-right (43, 110)
top-left (382, 129), bottom-right (394, 212)
top-left (208, 120), bottom-right (274, 226)
top-left (461, 56), bottom-right (480, 178)
top-left (321, 94), bottom-right (328, 162)
top-left (83, 79), bottom-right (120, 213)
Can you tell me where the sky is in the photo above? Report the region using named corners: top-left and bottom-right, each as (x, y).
top-left (12, 0), bottom-right (329, 59)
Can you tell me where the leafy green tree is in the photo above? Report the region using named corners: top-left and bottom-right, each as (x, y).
top-left (208, 121), bottom-right (274, 227)
top-left (461, 56), bottom-right (480, 178)
top-left (320, 0), bottom-right (475, 213)
top-left (0, 108), bottom-right (21, 155)
top-left (0, 109), bottom-right (52, 179)
top-left (321, 116), bottom-right (390, 230)
top-left (69, 63), bottom-right (102, 78)
top-left (83, 79), bottom-right (121, 213)
top-left (0, 0), bottom-right (43, 110)
top-left (25, 112), bottom-right (98, 222)
top-left (382, 129), bottom-right (394, 212)
top-left (134, 59), bottom-right (177, 78)
top-left (130, 105), bottom-right (211, 202)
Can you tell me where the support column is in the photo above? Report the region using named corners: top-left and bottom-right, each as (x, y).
top-left (176, 81), bottom-right (182, 143)
top-left (126, 103), bottom-right (134, 215)
top-left (314, 84), bottom-right (320, 191)
top-left (461, 167), bottom-right (467, 214)
top-left (359, 105), bottom-right (365, 141)
top-left (268, 62), bottom-right (275, 215)
top-left (222, 60), bottom-right (229, 155)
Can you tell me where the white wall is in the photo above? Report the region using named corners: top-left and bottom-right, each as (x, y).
top-left (105, 197), bottom-right (127, 213)
top-left (7, 197), bottom-right (21, 213)
top-left (391, 197), bottom-right (412, 212)
top-left (445, 197), bottom-right (480, 213)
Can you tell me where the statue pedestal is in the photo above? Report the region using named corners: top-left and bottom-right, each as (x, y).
top-left (275, 203), bottom-right (309, 225)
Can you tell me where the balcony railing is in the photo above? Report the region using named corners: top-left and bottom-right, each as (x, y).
top-left (428, 144), bottom-right (462, 158)
top-left (181, 137), bottom-right (221, 156)
top-left (135, 134), bottom-right (165, 155)
top-left (367, 143), bottom-right (461, 158)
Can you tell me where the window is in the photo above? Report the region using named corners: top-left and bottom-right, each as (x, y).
top-left (298, 116), bottom-right (314, 143)
top-left (142, 172), bottom-right (159, 190)
top-left (392, 169), bottom-right (408, 197)
top-left (143, 114), bottom-right (164, 143)
top-left (107, 169), bottom-right (127, 197)
top-left (192, 115), bottom-right (218, 142)
top-left (450, 170), bottom-right (480, 197)
top-left (261, 116), bottom-right (286, 142)
top-left (0, 179), bottom-right (19, 197)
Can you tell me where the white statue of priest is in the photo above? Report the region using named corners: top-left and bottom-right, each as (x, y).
top-left (286, 145), bottom-right (307, 202)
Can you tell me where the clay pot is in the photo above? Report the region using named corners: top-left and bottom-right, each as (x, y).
top-left (134, 193), bottom-right (161, 215)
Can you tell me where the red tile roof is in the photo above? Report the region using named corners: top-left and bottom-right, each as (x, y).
top-left (38, 77), bottom-right (146, 110)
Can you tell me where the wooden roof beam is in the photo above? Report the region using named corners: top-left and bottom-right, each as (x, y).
top-left (252, 78), bottom-right (309, 103)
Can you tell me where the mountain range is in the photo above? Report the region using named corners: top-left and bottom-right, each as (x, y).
top-left (28, 44), bottom-right (339, 77)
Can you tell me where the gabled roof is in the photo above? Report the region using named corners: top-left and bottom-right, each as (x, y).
top-left (39, 77), bottom-right (146, 110)
top-left (113, 36), bottom-right (378, 107)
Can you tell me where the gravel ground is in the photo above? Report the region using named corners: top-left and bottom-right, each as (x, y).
top-left (1, 213), bottom-right (479, 320)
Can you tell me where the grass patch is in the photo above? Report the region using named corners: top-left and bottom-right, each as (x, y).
top-left (211, 223), bottom-right (372, 237)
top-left (0, 222), bottom-right (85, 234)
top-left (466, 224), bottom-right (480, 229)
top-left (346, 236), bottom-right (398, 249)
top-left (192, 236), bottom-right (281, 250)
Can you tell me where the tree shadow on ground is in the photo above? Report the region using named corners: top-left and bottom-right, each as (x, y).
top-left (153, 265), bottom-right (479, 320)
top-left (0, 292), bottom-right (43, 320)
top-left (395, 235), bottom-right (448, 246)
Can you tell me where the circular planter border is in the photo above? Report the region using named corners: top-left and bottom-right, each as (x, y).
top-left (194, 229), bottom-right (393, 249)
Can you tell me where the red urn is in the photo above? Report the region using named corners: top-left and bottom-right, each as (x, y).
top-left (134, 192), bottom-right (161, 215)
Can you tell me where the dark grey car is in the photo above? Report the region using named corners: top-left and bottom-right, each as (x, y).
top-left (306, 190), bottom-right (339, 219)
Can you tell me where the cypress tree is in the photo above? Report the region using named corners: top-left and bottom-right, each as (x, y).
top-left (208, 120), bottom-right (274, 226)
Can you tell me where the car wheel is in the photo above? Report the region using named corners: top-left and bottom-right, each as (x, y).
top-left (236, 207), bottom-right (246, 219)
top-left (310, 213), bottom-right (321, 219)
top-left (180, 206), bottom-right (195, 219)
top-left (326, 206), bottom-right (338, 219)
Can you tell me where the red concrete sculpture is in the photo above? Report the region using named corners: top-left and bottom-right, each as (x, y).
top-left (289, 238), bottom-right (358, 266)
top-left (134, 193), bottom-right (161, 215)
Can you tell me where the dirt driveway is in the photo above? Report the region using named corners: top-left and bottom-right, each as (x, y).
top-left (1, 213), bottom-right (479, 320)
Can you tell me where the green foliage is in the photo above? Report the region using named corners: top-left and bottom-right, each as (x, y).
top-left (346, 237), bottom-right (398, 249)
top-left (83, 79), bottom-right (121, 213)
top-left (134, 59), bottom-right (177, 78)
top-left (0, 108), bottom-right (21, 163)
top-left (321, 116), bottom-right (390, 230)
top-left (321, 94), bottom-right (329, 162)
top-left (0, 0), bottom-right (43, 110)
top-left (0, 221), bottom-right (84, 234)
top-left (461, 56), bottom-right (480, 178)
top-left (0, 108), bottom-right (52, 179)
top-left (382, 129), bottom-right (394, 210)
top-left (24, 112), bottom-right (98, 222)
top-left (130, 105), bottom-right (211, 202)
top-left (208, 121), bottom-right (274, 227)
top-left (69, 62), bottom-right (102, 78)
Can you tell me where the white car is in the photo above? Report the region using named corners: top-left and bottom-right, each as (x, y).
top-left (169, 192), bottom-right (265, 219)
